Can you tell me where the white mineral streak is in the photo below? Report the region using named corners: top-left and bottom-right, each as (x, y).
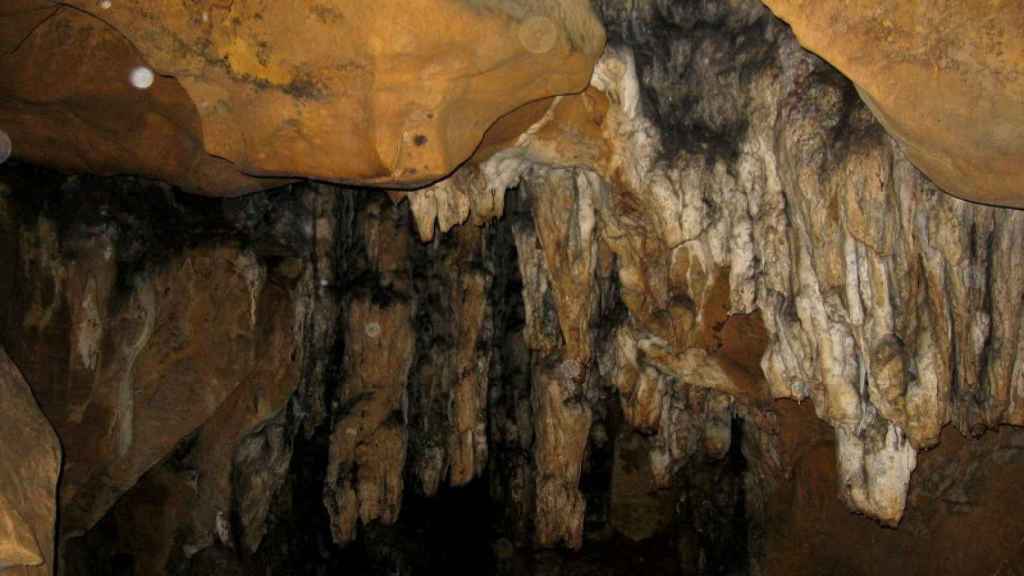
top-left (406, 162), bottom-right (509, 242)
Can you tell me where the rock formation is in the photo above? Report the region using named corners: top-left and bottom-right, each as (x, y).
top-left (401, 2), bottom-right (1024, 528)
top-left (0, 0), bottom-right (604, 194)
top-left (4, 1), bottom-right (1020, 208)
top-left (0, 1), bottom-right (271, 195)
top-left (1, 0), bottom-right (1024, 574)
top-left (0, 347), bottom-right (61, 576)
top-left (323, 218), bottom-right (415, 544)
top-left (761, 0), bottom-right (1024, 208)
top-left (0, 175), bottom-right (338, 573)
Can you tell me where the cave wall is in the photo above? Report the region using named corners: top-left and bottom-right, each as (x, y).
top-left (0, 166), bottom-right (753, 575)
top-left (746, 400), bottom-right (1024, 576)
top-left (0, 346), bottom-right (60, 575)
top-left (0, 171), bottom-right (348, 573)
top-left (410, 0), bottom-right (1024, 526)
top-left (2, 1), bottom-right (1024, 575)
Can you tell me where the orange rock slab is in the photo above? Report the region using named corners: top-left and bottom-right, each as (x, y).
top-left (0, 347), bottom-right (61, 576)
top-left (762, 0), bottom-right (1024, 208)
top-left (0, 0), bottom-right (604, 195)
top-left (0, 1), bottom-right (275, 196)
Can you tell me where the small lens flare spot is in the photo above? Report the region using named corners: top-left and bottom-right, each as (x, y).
top-left (365, 322), bottom-right (382, 338)
top-left (0, 130), bottom-right (11, 165)
top-left (129, 66), bottom-right (155, 90)
top-left (99, 0), bottom-right (112, 9)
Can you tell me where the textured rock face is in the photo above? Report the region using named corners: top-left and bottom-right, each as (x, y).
top-left (0, 1), bottom-right (274, 196)
top-left (409, 0), bottom-right (1024, 528)
top-left (0, 347), bottom-right (61, 576)
top-left (747, 400), bottom-right (1024, 576)
top-left (514, 172), bottom-right (602, 548)
top-left (0, 0), bottom-right (604, 195)
top-left (4, 0), bottom-right (1024, 574)
top-left (5, 0), bottom-right (1023, 210)
top-left (324, 296), bottom-right (414, 545)
top-left (761, 0), bottom-right (1024, 207)
top-left (23, 240), bottom-right (301, 539)
top-left (407, 223), bottom-right (494, 496)
top-left (319, 198), bottom-right (423, 547)
top-left (608, 432), bottom-right (674, 542)
top-left (0, 174), bottom-right (333, 573)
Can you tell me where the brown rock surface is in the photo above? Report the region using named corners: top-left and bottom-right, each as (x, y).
top-left (0, 175), bottom-right (317, 563)
top-left (0, 177), bottom-right (351, 574)
top-left (750, 400), bottom-right (1024, 576)
top-left (7, 1), bottom-right (1024, 570)
top-left (182, 272), bottom-right (308, 553)
top-left (0, 0), bottom-right (604, 194)
top-left (608, 432), bottom-right (674, 542)
top-left (50, 245), bottom-right (278, 536)
top-left (761, 0), bottom-right (1024, 208)
top-left (324, 297), bottom-right (415, 545)
top-left (0, 1), bottom-right (274, 196)
top-left (322, 196), bottom-right (418, 546)
top-left (407, 223), bottom-right (494, 495)
top-left (508, 175), bottom-right (604, 549)
top-left (0, 347), bottom-right (61, 575)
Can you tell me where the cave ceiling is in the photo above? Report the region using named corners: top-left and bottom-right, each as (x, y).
top-left (0, 0), bottom-right (1021, 206)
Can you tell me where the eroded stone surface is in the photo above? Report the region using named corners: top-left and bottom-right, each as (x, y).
top-left (6, 0), bottom-right (1023, 211)
top-left (323, 200), bottom-right (417, 546)
top-left (45, 244), bottom-right (281, 536)
top-left (0, 174), bottom-right (328, 572)
top-left (761, 0), bottom-right (1024, 208)
top-left (5, 1), bottom-right (1024, 571)
top-left (406, 3), bottom-right (1024, 527)
top-left (608, 432), bottom-right (674, 542)
top-left (0, 1), bottom-right (274, 196)
top-left (747, 400), bottom-right (1024, 576)
top-left (407, 223), bottom-right (494, 496)
top-left (0, 347), bottom-right (61, 576)
top-left (0, 0), bottom-right (604, 194)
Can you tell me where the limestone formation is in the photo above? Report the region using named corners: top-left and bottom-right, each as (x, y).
top-left (509, 173), bottom-right (604, 548)
top-left (746, 400), bottom-right (1024, 576)
top-left (761, 0), bottom-right (1024, 208)
top-left (405, 7), bottom-right (1024, 527)
top-left (2, 0), bottom-right (1024, 573)
top-left (406, 223), bottom-right (494, 496)
top-left (608, 431), bottom-right (674, 542)
top-left (0, 1), bottom-right (273, 196)
top-left (0, 176), bottom-right (331, 573)
top-left (324, 297), bottom-right (414, 545)
top-left (0, 347), bottom-right (61, 576)
top-left (0, 0), bottom-right (604, 195)
top-left (323, 200), bottom-right (416, 546)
